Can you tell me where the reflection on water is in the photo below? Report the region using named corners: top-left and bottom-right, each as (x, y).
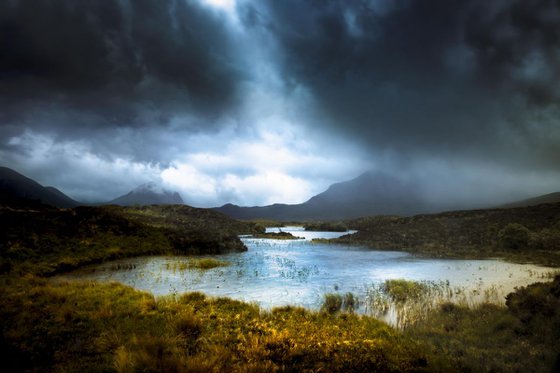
top-left (59, 226), bottom-right (557, 314)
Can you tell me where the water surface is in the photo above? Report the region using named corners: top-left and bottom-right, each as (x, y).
top-left (60, 226), bottom-right (556, 312)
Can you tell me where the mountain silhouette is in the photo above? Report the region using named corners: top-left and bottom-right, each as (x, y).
top-left (214, 171), bottom-right (430, 220)
top-left (108, 182), bottom-right (184, 206)
top-left (0, 166), bottom-right (79, 208)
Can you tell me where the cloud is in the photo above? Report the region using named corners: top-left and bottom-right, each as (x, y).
top-left (1, 130), bottom-right (161, 201)
top-left (0, 0), bottom-right (243, 128)
top-left (159, 120), bottom-right (368, 206)
top-left (1, 0), bottom-right (559, 208)
top-left (245, 0), bottom-right (560, 172)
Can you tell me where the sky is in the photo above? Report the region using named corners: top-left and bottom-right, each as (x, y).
top-left (1, 0), bottom-right (559, 207)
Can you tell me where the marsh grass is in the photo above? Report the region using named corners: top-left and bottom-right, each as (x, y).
top-left (165, 258), bottom-right (230, 272)
top-left (321, 293), bottom-right (343, 314)
top-left (362, 279), bottom-right (524, 329)
top-left (2, 275), bottom-right (560, 372)
top-left (0, 276), bottom-right (433, 372)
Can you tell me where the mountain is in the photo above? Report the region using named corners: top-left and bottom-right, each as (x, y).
top-left (214, 172), bottom-right (430, 221)
top-left (500, 192), bottom-right (560, 209)
top-left (108, 182), bottom-right (184, 206)
top-left (0, 166), bottom-right (80, 208)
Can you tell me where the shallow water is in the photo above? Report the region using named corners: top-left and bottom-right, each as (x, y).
top-left (59, 226), bottom-right (557, 313)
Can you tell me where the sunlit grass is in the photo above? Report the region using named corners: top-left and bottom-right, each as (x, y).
top-left (166, 258), bottom-right (230, 272)
top-left (0, 276), bottom-right (430, 372)
top-left (2, 274), bottom-right (559, 372)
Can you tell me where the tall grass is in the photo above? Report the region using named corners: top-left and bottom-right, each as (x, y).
top-left (362, 279), bottom-right (524, 329)
top-left (166, 258), bottom-right (230, 272)
top-left (0, 276), bottom-right (432, 372)
top-left (2, 275), bottom-right (559, 372)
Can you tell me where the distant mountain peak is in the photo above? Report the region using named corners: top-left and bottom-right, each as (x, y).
top-left (132, 182), bottom-right (167, 194)
top-left (215, 171), bottom-right (429, 220)
top-left (108, 182), bottom-right (183, 206)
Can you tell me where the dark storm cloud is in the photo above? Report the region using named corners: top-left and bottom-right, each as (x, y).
top-left (0, 0), bottom-right (242, 129)
top-left (243, 0), bottom-right (560, 170)
top-left (465, 0), bottom-right (560, 105)
top-left (1, 0), bottom-right (559, 205)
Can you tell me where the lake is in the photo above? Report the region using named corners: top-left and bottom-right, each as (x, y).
top-left (59, 226), bottom-right (557, 315)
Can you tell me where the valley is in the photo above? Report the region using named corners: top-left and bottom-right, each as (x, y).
top-left (1, 168), bottom-right (560, 372)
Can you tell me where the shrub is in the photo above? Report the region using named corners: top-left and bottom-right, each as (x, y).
top-left (321, 293), bottom-right (343, 314)
top-left (382, 279), bottom-right (429, 303)
top-left (187, 258), bottom-right (229, 270)
top-left (498, 223), bottom-right (531, 250)
top-left (342, 292), bottom-right (356, 312)
top-left (530, 225), bottom-right (560, 251)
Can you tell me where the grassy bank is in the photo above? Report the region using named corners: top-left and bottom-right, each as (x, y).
top-left (406, 276), bottom-right (560, 372)
top-left (0, 275), bottom-right (431, 372)
top-left (336, 203), bottom-right (560, 266)
top-left (0, 204), bottom-right (261, 276)
top-left (1, 275), bottom-right (559, 372)
top-left (304, 221), bottom-right (349, 232)
top-left (252, 231), bottom-right (303, 240)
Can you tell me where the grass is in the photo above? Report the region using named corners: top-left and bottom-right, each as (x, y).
top-left (253, 231), bottom-right (303, 240)
top-left (166, 258), bottom-right (230, 271)
top-left (0, 205), bottom-right (259, 276)
top-left (336, 203), bottom-right (560, 266)
top-left (383, 279), bottom-right (431, 303)
top-left (0, 276), bottom-right (433, 372)
top-left (304, 221), bottom-right (349, 232)
top-left (3, 201), bottom-right (560, 371)
top-left (406, 276), bottom-right (560, 372)
top-left (2, 275), bottom-right (559, 372)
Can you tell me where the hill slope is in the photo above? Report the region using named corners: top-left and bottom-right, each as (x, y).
top-left (215, 172), bottom-right (428, 221)
top-left (0, 204), bottom-right (261, 275)
top-left (0, 166), bottom-right (79, 208)
top-left (501, 192), bottom-right (560, 208)
top-left (337, 202), bottom-right (560, 265)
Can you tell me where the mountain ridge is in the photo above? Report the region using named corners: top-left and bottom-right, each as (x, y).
top-left (500, 192), bottom-right (560, 209)
top-left (214, 171), bottom-right (431, 220)
top-left (0, 166), bottom-right (80, 208)
top-left (215, 171), bottom-right (560, 221)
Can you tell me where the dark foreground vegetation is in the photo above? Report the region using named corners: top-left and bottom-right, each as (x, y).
top-left (0, 204), bottom-right (261, 276)
top-left (304, 221), bottom-right (349, 232)
top-left (338, 202), bottom-right (560, 266)
top-left (0, 274), bottom-right (558, 372)
top-left (253, 231), bottom-right (303, 240)
top-left (1, 200), bottom-right (560, 371)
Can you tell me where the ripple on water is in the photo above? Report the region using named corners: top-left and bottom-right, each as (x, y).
top-left (58, 226), bottom-right (558, 316)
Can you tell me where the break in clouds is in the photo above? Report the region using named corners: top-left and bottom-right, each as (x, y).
top-left (1, 0), bottom-right (559, 206)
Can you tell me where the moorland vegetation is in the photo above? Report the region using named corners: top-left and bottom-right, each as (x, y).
top-left (337, 203), bottom-right (560, 266)
top-left (1, 200), bottom-right (560, 371)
